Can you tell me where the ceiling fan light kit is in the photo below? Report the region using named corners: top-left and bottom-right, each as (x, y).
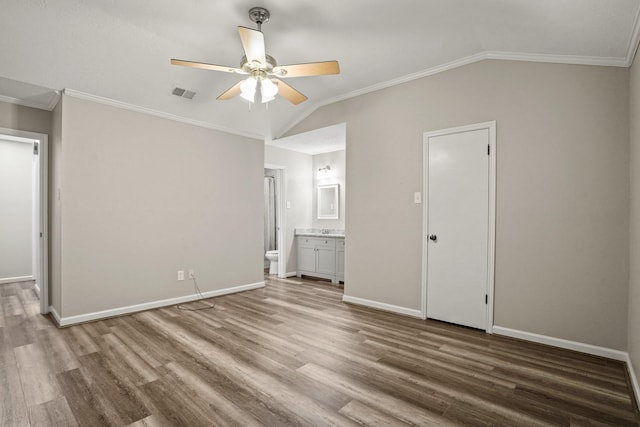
top-left (171, 7), bottom-right (340, 105)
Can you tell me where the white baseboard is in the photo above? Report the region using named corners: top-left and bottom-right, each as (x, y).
top-left (625, 354), bottom-right (640, 409)
top-left (486, 326), bottom-right (640, 409)
top-left (49, 305), bottom-right (62, 326)
top-left (0, 275), bottom-right (34, 285)
top-left (285, 272), bottom-right (298, 278)
top-left (50, 281), bottom-right (265, 327)
top-left (34, 283), bottom-right (40, 297)
top-left (492, 326), bottom-right (627, 361)
top-left (342, 295), bottom-right (422, 318)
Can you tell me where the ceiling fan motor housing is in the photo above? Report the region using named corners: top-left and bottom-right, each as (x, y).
top-left (240, 54), bottom-right (277, 73)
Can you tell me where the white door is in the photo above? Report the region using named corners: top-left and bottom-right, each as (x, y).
top-left (425, 123), bottom-right (494, 330)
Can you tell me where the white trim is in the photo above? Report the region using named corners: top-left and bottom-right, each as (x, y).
top-left (62, 89), bottom-right (263, 141)
top-left (342, 295), bottom-right (422, 318)
top-left (0, 127), bottom-right (50, 315)
top-left (421, 121), bottom-right (497, 333)
top-left (0, 93), bottom-right (60, 112)
top-left (34, 283), bottom-right (40, 297)
top-left (275, 51), bottom-right (631, 138)
top-left (492, 326), bottom-right (627, 361)
top-left (625, 4), bottom-right (640, 66)
top-left (484, 51), bottom-right (628, 67)
top-left (264, 163), bottom-right (287, 279)
top-left (50, 281), bottom-right (265, 327)
top-left (492, 325), bottom-right (640, 408)
top-left (0, 276), bottom-right (34, 285)
top-left (285, 272), bottom-right (298, 278)
top-left (49, 305), bottom-right (62, 326)
top-left (625, 355), bottom-right (640, 409)
top-left (486, 122), bottom-right (497, 334)
top-left (39, 133), bottom-right (49, 315)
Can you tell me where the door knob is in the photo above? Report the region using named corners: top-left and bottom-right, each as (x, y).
top-left (429, 234), bottom-right (437, 241)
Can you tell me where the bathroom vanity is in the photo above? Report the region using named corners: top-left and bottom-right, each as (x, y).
top-left (296, 229), bottom-right (344, 284)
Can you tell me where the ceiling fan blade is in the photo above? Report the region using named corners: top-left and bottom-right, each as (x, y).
top-left (273, 61), bottom-right (340, 78)
top-left (238, 26), bottom-right (266, 65)
top-left (217, 81), bottom-right (243, 100)
top-left (272, 79), bottom-right (307, 105)
top-left (171, 59), bottom-right (243, 74)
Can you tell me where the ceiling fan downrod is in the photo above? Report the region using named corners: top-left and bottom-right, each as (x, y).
top-left (248, 7), bottom-right (270, 32)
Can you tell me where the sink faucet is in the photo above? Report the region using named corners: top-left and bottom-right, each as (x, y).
top-left (322, 229), bottom-right (330, 234)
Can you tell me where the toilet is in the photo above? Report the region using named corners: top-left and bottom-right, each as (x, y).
top-left (265, 250), bottom-right (279, 274)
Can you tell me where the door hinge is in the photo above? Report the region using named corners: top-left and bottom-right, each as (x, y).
top-left (33, 144), bottom-right (39, 155)
top-left (485, 294), bottom-right (488, 304)
top-left (487, 145), bottom-right (490, 155)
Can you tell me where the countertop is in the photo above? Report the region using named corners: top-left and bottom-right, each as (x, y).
top-left (295, 228), bottom-right (345, 238)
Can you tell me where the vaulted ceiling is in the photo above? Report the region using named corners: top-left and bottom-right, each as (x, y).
top-left (1, 0), bottom-right (639, 140)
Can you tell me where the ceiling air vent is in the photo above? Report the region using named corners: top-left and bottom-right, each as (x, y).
top-left (172, 87), bottom-right (196, 99)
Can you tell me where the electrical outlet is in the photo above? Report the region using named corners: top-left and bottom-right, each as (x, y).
top-left (178, 270), bottom-right (185, 281)
top-left (188, 269), bottom-right (195, 279)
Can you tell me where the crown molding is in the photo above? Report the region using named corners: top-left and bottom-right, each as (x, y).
top-left (276, 50), bottom-right (632, 138)
top-left (626, 4), bottom-right (640, 66)
top-left (484, 51), bottom-right (628, 67)
top-left (0, 92), bottom-right (60, 112)
top-left (62, 89), bottom-right (264, 141)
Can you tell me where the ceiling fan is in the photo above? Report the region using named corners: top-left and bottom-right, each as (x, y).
top-left (171, 7), bottom-right (340, 105)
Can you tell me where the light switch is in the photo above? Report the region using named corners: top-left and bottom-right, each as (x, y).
top-left (286, 201), bottom-right (291, 209)
top-left (414, 192), bottom-right (422, 204)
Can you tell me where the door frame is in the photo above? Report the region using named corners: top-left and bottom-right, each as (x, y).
top-left (421, 121), bottom-right (496, 332)
top-left (264, 163), bottom-right (287, 278)
top-left (0, 127), bottom-right (49, 315)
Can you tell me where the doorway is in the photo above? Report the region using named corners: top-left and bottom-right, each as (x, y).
top-left (0, 127), bottom-right (48, 315)
top-left (264, 164), bottom-right (286, 278)
top-left (421, 121), bottom-right (496, 331)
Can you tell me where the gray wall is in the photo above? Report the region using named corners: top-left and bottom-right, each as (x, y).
top-left (312, 150), bottom-right (346, 229)
top-left (629, 54), bottom-right (640, 389)
top-left (56, 95), bottom-right (264, 317)
top-left (0, 101), bottom-right (51, 135)
top-left (0, 139), bottom-right (33, 279)
top-left (286, 60), bottom-right (630, 350)
top-left (264, 145), bottom-right (313, 274)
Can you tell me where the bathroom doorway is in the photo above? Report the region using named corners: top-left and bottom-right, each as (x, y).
top-left (264, 165), bottom-right (286, 278)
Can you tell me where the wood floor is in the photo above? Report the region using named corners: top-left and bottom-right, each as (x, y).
top-left (1, 277), bottom-right (639, 426)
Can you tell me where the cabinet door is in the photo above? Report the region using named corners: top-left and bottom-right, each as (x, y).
top-left (297, 238), bottom-right (317, 272)
top-left (316, 239), bottom-right (336, 275)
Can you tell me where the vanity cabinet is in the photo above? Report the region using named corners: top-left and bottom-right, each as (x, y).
top-left (336, 238), bottom-right (345, 283)
top-left (296, 236), bottom-right (344, 283)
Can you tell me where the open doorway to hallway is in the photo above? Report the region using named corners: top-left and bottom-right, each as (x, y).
top-left (0, 128), bottom-right (48, 314)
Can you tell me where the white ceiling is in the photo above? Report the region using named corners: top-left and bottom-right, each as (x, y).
top-left (1, 0), bottom-right (639, 141)
top-left (268, 123), bottom-right (346, 155)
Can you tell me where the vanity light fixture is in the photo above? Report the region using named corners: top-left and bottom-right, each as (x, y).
top-left (317, 165), bottom-right (332, 179)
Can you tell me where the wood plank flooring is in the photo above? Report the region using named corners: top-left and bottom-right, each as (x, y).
top-left (1, 277), bottom-right (638, 426)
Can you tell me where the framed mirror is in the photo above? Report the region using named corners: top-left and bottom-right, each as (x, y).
top-left (317, 184), bottom-right (339, 219)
